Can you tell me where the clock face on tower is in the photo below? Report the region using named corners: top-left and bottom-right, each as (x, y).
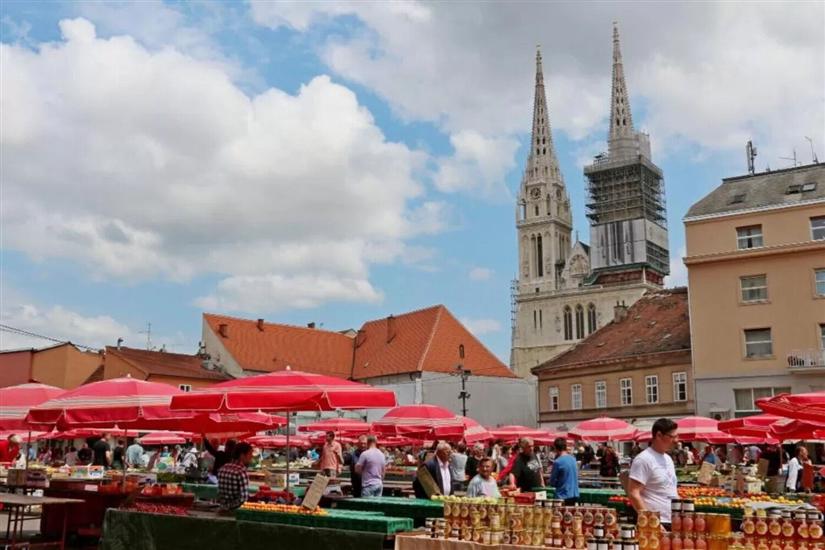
top-left (530, 187), bottom-right (541, 199)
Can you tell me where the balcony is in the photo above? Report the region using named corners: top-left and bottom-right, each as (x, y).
top-left (787, 349), bottom-right (825, 373)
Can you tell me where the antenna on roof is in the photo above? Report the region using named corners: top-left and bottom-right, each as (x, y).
top-left (805, 136), bottom-right (819, 164)
top-left (138, 322), bottom-right (152, 350)
top-left (746, 140), bottom-right (757, 175)
top-left (779, 149), bottom-right (799, 168)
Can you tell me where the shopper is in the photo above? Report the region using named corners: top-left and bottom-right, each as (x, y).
top-left (413, 441), bottom-right (453, 498)
top-left (549, 438), bottom-right (579, 505)
top-left (112, 440), bottom-right (126, 469)
top-left (467, 457), bottom-right (500, 498)
top-left (509, 438), bottom-right (544, 492)
top-left (204, 438), bottom-right (236, 476)
top-left (126, 440), bottom-right (144, 468)
top-left (319, 431), bottom-right (343, 478)
top-left (628, 418), bottom-right (679, 528)
top-left (217, 442), bottom-right (253, 512)
top-left (355, 435), bottom-right (385, 497)
top-left (91, 436), bottom-right (111, 467)
top-left (449, 442), bottom-right (468, 492)
top-left (786, 447), bottom-right (810, 492)
top-left (600, 445), bottom-right (619, 477)
top-left (348, 435), bottom-right (369, 497)
top-left (0, 434), bottom-right (21, 463)
top-left (466, 444), bottom-right (485, 479)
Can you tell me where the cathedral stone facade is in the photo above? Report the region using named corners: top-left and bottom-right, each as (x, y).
top-left (511, 25), bottom-right (670, 379)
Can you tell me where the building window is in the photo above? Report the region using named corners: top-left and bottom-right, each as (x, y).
top-left (549, 386), bottom-right (559, 411)
top-left (744, 328), bottom-right (773, 358)
top-left (736, 225), bottom-right (763, 249)
top-left (587, 303), bottom-right (597, 334)
top-left (620, 378), bottom-right (633, 406)
top-left (563, 306), bottom-right (573, 340)
top-left (178, 384), bottom-right (192, 392)
top-left (734, 387), bottom-right (791, 418)
top-left (740, 275), bottom-right (768, 302)
top-left (536, 235), bottom-right (544, 277)
top-left (820, 324), bottom-right (825, 350)
top-left (575, 304), bottom-right (585, 339)
top-left (673, 372), bottom-right (687, 402)
top-left (811, 216), bottom-right (825, 240)
top-left (816, 269), bottom-right (825, 296)
top-left (571, 384), bottom-right (582, 410)
top-left (595, 381), bottom-right (606, 409)
top-left (645, 375), bottom-right (659, 404)
top-left (533, 310), bottom-right (537, 330)
top-left (539, 309), bottom-right (543, 330)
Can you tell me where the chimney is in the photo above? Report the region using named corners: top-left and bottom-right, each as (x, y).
top-left (307, 322), bottom-right (316, 329)
top-left (256, 318), bottom-right (264, 331)
top-left (613, 301), bottom-right (629, 322)
top-left (218, 323), bottom-right (228, 338)
top-left (386, 315), bottom-right (397, 343)
top-left (116, 337), bottom-right (123, 350)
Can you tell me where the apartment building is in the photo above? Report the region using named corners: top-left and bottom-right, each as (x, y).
top-left (684, 163), bottom-right (825, 419)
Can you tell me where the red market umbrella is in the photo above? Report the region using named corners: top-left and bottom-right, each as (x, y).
top-left (717, 414), bottom-right (784, 437)
top-left (488, 425), bottom-right (563, 445)
top-left (0, 383), bottom-right (66, 430)
top-left (757, 391), bottom-right (825, 423)
top-left (139, 432), bottom-right (192, 446)
top-left (769, 418), bottom-right (825, 441)
top-left (169, 370), bottom-right (397, 413)
top-left (674, 416), bottom-right (723, 441)
top-left (298, 418), bottom-right (371, 434)
top-left (43, 428), bottom-right (142, 440)
top-left (306, 432), bottom-right (357, 446)
top-left (461, 417), bottom-right (493, 445)
top-left (372, 405), bottom-right (465, 439)
top-left (246, 434), bottom-right (311, 449)
top-left (0, 431), bottom-right (48, 443)
top-left (568, 417), bottom-right (636, 442)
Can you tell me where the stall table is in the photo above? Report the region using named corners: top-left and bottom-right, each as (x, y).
top-left (334, 497), bottom-right (444, 526)
top-left (100, 509), bottom-right (390, 550)
top-left (0, 493), bottom-right (83, 549)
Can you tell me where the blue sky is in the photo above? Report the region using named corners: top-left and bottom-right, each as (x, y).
top-left (1, 1), bottom-right (823, 362)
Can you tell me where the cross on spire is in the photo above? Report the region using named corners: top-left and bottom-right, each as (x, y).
top-left (609, 21), bottom-right (634, 143)
top-left (525, 46), bottom-right (562, 185)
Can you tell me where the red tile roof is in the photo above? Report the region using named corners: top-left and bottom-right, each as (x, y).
top-left (203, 305), bottom-right (514, 380)
top-left (203, 314), bottom-right (354, 378)
top-left (534, 288), bottom-right (691, 373)
top-left (106, 346), bottom-right (230, 381)
top-left (353, 305), bottom-right (515, 379)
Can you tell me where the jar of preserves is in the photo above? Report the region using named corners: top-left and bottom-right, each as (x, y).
top-left (756, 513), bottom-right (769, 537)
top-left (671, 533), bottom-right (683, 550)
top-left (800, 519), bottom-right (810, 539)
top-left (694, 513), bottom-right (706, 534)
top-left (682, 513), bottom-right (694, 533)
top-left (769, 515), bottom-right (783, 537)
top-left (782, 518), bottom-right (795, 538)
top-left (694, 535), bottom-right (707, 550)
top-left (681, 534), bottom-right (693, 550)
top-left (743, 508), bottom-right (757, 535)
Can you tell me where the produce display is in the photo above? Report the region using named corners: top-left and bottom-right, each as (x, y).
top-left (240, 502), bottom-right (327, 515)
top-left (124, 502), bottom-right (188, 516)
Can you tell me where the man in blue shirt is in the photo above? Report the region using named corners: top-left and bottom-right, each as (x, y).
top-left (549, 437), bottom-right (579, 505)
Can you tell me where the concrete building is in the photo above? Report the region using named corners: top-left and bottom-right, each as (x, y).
top-left (511, 24), bottom-right (668, 379)
top-left (202, 305), bottom-right (536, 426)
top-left (533, 288), bottom-right (693, 431)
top-left (684, 163), bottom-right (825, 419)
top-left (0, 343), bottom-right (102, 389)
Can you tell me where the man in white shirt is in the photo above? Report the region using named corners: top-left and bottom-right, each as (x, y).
top-left (628, 418), bottom-right (679, 527)
top-left (786, 447), bottom-right (809, 492)
top-left (413, 441), bottom-right (453, 498)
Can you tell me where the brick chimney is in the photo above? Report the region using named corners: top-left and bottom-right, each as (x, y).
top-left (307, 322), bottom-right (316, 329)
top-left (218, 323), bottom-right (228, 338)
top-left (386, 315), bottom-right (397, 343)
top-left (613, 301), bottom-right (629, 322)
top-left (256, 318), bottom-right (264, 331)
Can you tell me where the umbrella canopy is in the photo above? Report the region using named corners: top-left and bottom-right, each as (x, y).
top-left (0, 431), bottom-right (48, 443)
top-left (673, 416), bottom-right (723, 441)
top-left (568, 417), bottom-right (636, 442)
top-left (769, 418), bottom-right (825, 441)
top-left (26, 377), bottom-right (185, 430)
top-left (298, 418), bottom-right (371, 434)
top-left (372, 405), bottom-right (465, 439)
top-left (170, 370), bottom-right (396, 413)
top-left (246, 434), bottom-right (311, 449)
top-left (43, 428), bottom-right (142, 440)
top-left (306, 432), bottom-right (357, 446)
top-left (461, 417), bottom-right (492, 445)
top-left (488, 425), bottom-right (562, 445)
top-left (757, 391), bottom-right (825, 423)
top-left (717, 414), bottom-right (784, 437)
top-left (0, 383), bottom-right (66, 430)
top-left (139, 432), bottom-right (191, 446)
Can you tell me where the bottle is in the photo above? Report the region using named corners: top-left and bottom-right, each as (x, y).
top-left (768, 540), bottom-right (782, 550)
top-left (683, 534), bottom-right (694, 550)
top-left (743, 508), bottom-right (757, 536)
top-left (694, 535), bottom-right (707, 550)
top-left (672, 511), bottom-right (683, 533)
top-left (661, 533), bottom-right (671, 550)
top-left (682, 513), bottom-right (694, 534)
top-left (782, 518), bottom-right (795, 538)
top-left (694, 513), bottom-right (706, 534)
top-left (799, 519), bottom-right (810, 540)
top-left (769, 514), bottom-right (782, 537)
top-left (756, 510), bottom-right (769, 537)
top-left (670, 534), bottom-right (682, 550)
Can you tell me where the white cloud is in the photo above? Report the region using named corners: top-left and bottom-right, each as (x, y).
top-left (434, 131), bottom-right (519, 195)
top-left (469, 267), bottom-right (494, 281)
top-left (251, 1), bottom-right (824, 172)
top-left (2, 303), bottom-right (132, 351)
top-left (1, 19), bottom-right (445, 314)
top-left (459, 317), bottom-right (503, 336)
top-left (664, 246), bottom-right (688, 288)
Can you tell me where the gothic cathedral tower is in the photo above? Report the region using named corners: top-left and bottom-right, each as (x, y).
top-left (511, 26), bottom-right (668, 379)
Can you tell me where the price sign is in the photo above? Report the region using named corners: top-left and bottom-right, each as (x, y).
top-left (301, 473), bottom-right (329, 511)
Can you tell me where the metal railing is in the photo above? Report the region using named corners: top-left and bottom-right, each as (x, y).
top-left (787, 349), bottom-right (825, 370)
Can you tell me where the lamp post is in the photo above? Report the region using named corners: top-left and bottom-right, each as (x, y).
top-left (456, 344), bottom-right (471, 417)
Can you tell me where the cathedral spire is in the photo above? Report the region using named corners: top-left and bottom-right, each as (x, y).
top-left (609, 22), bottom-right (634, 144)
top-left (526, 46), bottom-right (562, 185)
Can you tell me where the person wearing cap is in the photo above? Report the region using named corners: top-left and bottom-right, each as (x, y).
top-left (0, 434), bottom-right (21, 463)
top-left (628, 418), bottom-right (679, 528)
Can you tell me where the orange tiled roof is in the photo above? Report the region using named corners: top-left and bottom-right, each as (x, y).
top-left (534, 288), bottom-right (690, 373)
top-left (352, 305), bottom-right (515, 379)
top-left (203, 314), bottom-right (354, 378)
top-left (106, 346), bottom-right (230, 381)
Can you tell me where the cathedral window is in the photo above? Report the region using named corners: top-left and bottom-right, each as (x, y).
top-left (587, 303), bottom-right (597, 334)
top-left (533, 310), bottom-right (537, 330)
top-left (539, 309), bottom-right (543, 329)
top-left (534, 205), bottom-right (539, 217)
top-left (563, 306), bottom-right (573, 341)
top-left (536, 235), bottom-right (544, 277)
top-left (575, 304), bottom-right (585, 339)
top-left (530, 235), bottom-right (536, 277)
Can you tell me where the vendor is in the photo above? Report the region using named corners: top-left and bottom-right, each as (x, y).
top-left (414, 441), bottom-right (453, 498)
top-left (509, 437), bottom-right (544, 492)
top-left (628, 418), bottom-right (679, 529)
top-left (0, 434), bottom-right (21, 463)
top-left (217, 442), bottom-right (253, 512)
top-left (467, 457), bottom-right (500, 498)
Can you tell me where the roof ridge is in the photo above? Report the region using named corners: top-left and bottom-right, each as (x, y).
top-left (416, 305), bottom-right (445, 372)
top-left (108, 346), bottom-right (198, 360)
top-left (204, 312), bottom-right (346, 337)
top-left (106, 348), bottom-right (150, 377)
top-left (361, 304), bottom-right (444, 326)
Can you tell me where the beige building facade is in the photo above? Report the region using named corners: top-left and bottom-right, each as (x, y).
top-left (684, 163), bottom-right (825, 419)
